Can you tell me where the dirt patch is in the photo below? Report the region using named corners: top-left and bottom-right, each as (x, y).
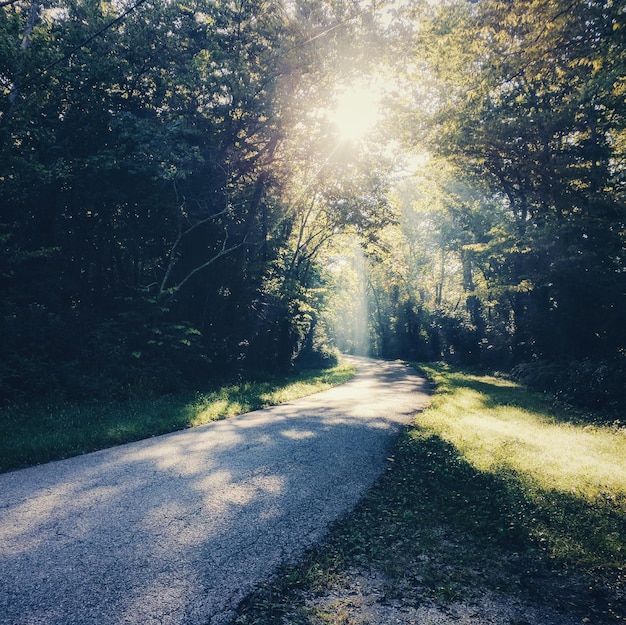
top-left (295, 567), bottom-right (586, 625)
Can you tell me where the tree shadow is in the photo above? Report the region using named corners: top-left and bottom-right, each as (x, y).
top-left (378, 430), bottom-right (626, 622)
top-left (256, 428), bottom-right (625, 624)
top-left (0, 358), bottom-right (430, 625)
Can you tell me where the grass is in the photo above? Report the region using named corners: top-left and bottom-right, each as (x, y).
top-left (416, 366), bottom-right (626, 570)
top-left (0, 361), bottom-right (355, 473)
top-left (233, 362), bottom-right (626, 625)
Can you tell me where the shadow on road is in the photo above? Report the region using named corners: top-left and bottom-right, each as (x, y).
top-left (0, 358), bottom-right (430, 625)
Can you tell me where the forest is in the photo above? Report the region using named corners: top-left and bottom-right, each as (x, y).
top-left (1, 0), bottom-right (625, 409)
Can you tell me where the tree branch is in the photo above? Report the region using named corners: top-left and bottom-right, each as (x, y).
top-left (158, 200), bottom-right (234, 296)
top-left (162, 235), bottom-right (246, 300)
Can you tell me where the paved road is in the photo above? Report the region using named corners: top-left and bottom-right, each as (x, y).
top-left (0, 357), bottom-right (430, 625)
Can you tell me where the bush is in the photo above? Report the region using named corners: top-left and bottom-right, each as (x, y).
top-left (0, 295), bottom-right (212, 404)
top-left (294, 344), bottom-right (339, 370)
top-left (511, 356), bottom-right (626, 412)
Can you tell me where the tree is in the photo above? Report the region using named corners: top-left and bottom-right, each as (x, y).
top-left (394, 0), bottom-right (626, 365)
top-left (0, 0), bottom-right (396, 400)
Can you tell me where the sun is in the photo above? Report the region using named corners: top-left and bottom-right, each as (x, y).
top-left (329, 80), bottom-right (383, 142)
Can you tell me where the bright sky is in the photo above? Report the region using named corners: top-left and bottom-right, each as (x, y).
top-left (327, 79), bottom-right (385, 142)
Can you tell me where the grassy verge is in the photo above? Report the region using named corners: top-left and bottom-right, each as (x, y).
top-left (233, 363), bottom-right (626, 625)
top-left (0, 361), bottom-right (355, 473)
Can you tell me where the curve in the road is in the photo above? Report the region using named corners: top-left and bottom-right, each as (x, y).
top-left (0, 357), bottom-right (431, 625)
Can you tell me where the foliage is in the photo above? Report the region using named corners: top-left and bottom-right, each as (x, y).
top-left (511, 355), bottom-right (626, 413)
top-left (334, 0), bottom-right (625, 405)
top-left (0, 360), bottom-right (355, 473)
top-left (3, 0), bottom-right (624, 404)
top-left (414, 0), bottom-right (626, 364)
top-left (232, 363), bottom-right (626, 625)
top-left (0, 0), bottom-right (387, 400)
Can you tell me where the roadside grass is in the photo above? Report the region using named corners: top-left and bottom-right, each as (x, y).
top-left (0, 361), bottom-right (355, 473)
top-left (233, 362), bottom-right (626, 625)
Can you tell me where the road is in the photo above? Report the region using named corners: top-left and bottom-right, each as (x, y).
top-left (0, 357), bottom-right (430, 625)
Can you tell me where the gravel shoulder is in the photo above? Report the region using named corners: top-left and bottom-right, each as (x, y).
top-left (0, 357), bottom-right (430, 625)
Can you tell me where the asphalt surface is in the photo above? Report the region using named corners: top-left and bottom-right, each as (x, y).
top-left (0, 357), bottom-right (431, 625)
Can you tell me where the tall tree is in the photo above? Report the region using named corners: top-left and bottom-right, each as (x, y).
top-left (0, 0), bottom-right (394, 399)
top-left (397, 0), bottom-right (626, 363)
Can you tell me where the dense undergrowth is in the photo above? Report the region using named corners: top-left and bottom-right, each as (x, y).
top-left (511, 356), bottom-right (626, 415)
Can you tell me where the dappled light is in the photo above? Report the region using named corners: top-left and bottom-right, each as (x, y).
top-left (1, 0), bottom-right (625, 620)
top-left (0, 359), bottom-right (430, 624)
top-left (417, 365), bottom-right (626, 577)
top-left (0, 363), bottom-right (355, 473)
top-left (419, 368), bottom-right (626, 503)
top-left (235, 365), bottom-right (625, 625)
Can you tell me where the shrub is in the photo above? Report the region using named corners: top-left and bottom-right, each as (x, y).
top-left (511, 356), bottom-right (626, 412)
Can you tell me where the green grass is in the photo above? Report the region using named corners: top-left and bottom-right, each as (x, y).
top-left (416, 365), bottom-right (626, 570)
top-left (234, 362), bottom-right (626, 625)
top-left (0, 361), bottom-right (355, 473)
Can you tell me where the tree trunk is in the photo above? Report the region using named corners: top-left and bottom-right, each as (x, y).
top-left (7, 0), bottom-right (39, 108)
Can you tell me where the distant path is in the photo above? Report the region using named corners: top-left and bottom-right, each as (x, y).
top-left (0, 357), bottom-right (430, 625)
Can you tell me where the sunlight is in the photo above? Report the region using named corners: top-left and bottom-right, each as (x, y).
top-left (418, 372), bottom-right (626, 504)
top-left (326, 239), bottom-right (370, 356)
top-left (329, 80), bottom-right (383, 142)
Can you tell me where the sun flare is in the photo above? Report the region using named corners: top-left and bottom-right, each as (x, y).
top-left (329, 81), bottom-right (383, 142)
